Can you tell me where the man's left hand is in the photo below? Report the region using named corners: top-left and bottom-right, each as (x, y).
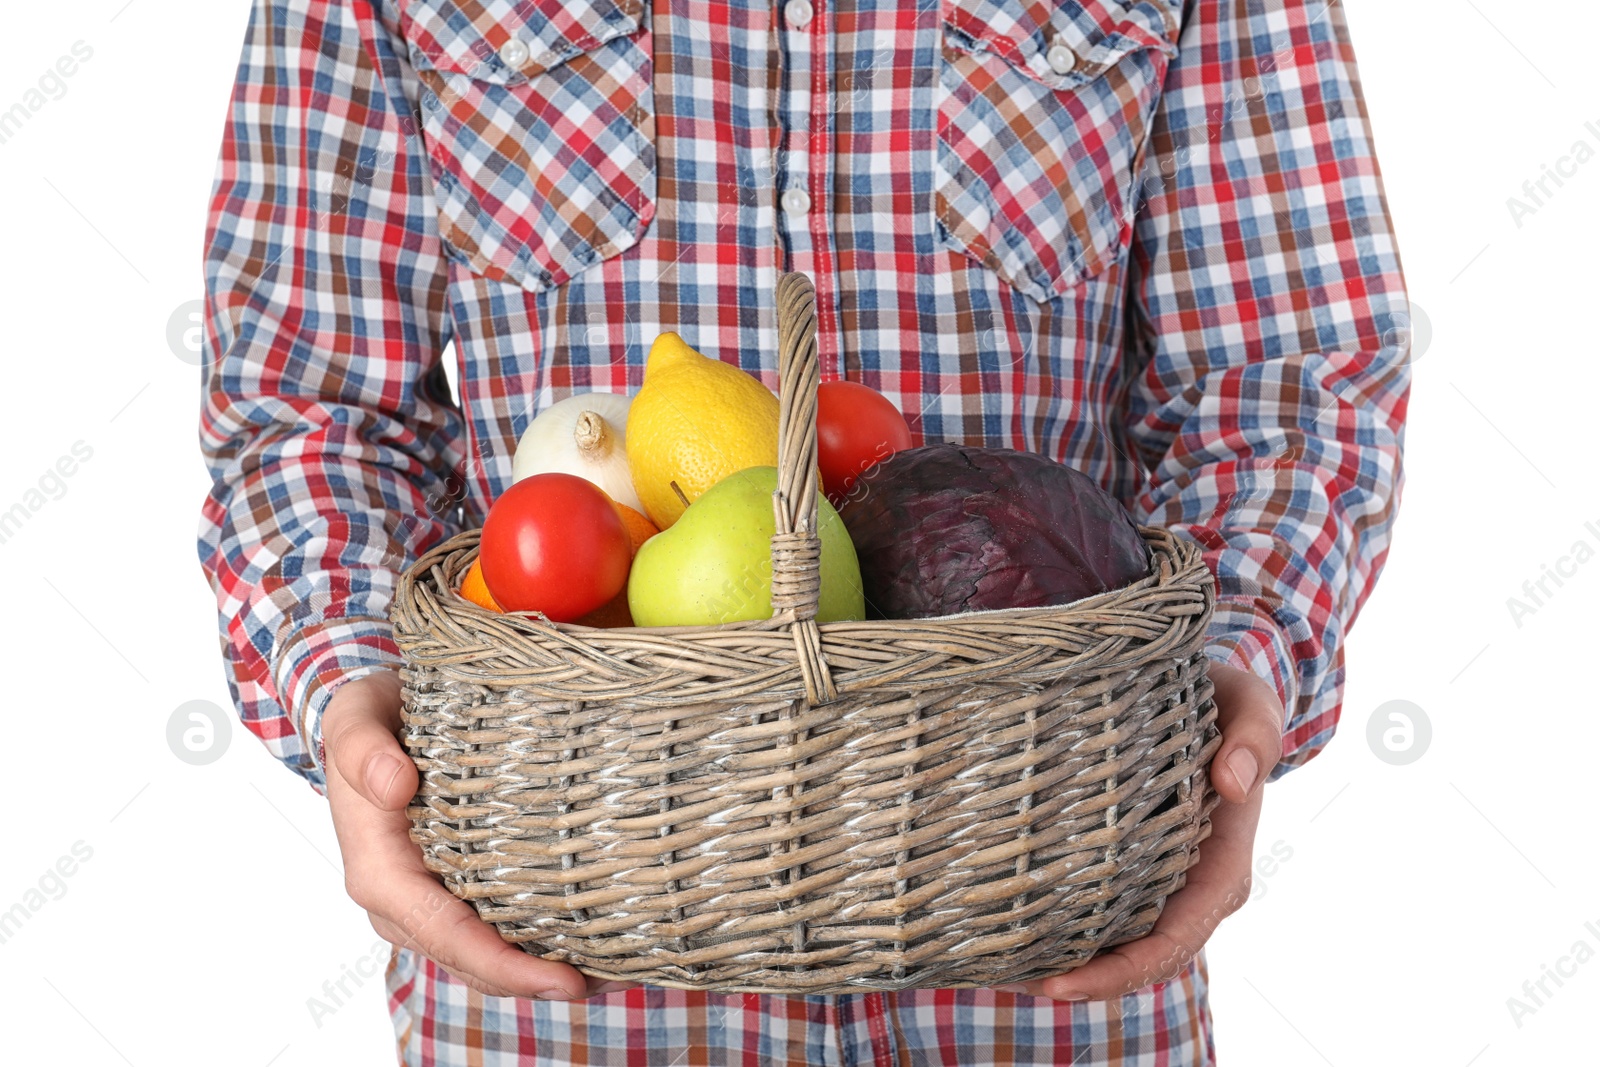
top-left (999, 662), bottom-right (1284, 1001)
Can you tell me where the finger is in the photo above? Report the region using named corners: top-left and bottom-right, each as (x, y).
top-left (371, 916), bottom-right (623, 1000)
top-left (1206, 664), bottom-right (1284, 804)
top-left (370, 915), bottom-right (539, 999)
top-left (364, 871), bottom-right (593, 1001)
top-left (584, 979), bottom-right (639, 997)
top-left (1022, 786), bottom-right (1265, 1001)
top-left (376, 913), bottom-right (634, 998)
top-left (370, 915), bottom-right (528, 997)
top-left (323, 670), bottom-right (418, 811)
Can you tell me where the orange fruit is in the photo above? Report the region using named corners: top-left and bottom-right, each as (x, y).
top-left (573, 504), bottom-right (658, 628)
top-left (613, 503), bottom-right (659, 557)
top-left (459, 558), bottom-right (503, 612)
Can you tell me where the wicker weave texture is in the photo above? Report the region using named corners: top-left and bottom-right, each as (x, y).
top-left (393, 274), bottom-right (1221, 994)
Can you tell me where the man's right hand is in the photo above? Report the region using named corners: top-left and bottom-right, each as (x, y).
top-left (322, 670), bottom-right (632, 1000)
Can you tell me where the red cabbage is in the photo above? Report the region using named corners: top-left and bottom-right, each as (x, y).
top-left (838, 444), bottom-right (1151, 619)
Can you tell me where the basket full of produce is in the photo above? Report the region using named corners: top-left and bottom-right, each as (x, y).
top-left (391, 273), bottom-right (1221, 994)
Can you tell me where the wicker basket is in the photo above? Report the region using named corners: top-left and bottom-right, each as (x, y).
top-left (392, 273), bottom-right (1222, 995)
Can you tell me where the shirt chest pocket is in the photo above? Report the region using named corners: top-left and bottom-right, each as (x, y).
top-left (936, 0), bottom-right (1181, 303)
top-left (402, 0), bottom-right (656, 293)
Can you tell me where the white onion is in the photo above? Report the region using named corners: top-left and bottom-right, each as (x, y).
top-left (510, 392), bottom-right (643, 512)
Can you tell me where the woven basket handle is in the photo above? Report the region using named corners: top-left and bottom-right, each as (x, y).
top-left (770, 273), bottom-right (838, 706)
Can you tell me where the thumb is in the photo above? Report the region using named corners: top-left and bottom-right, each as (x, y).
top-left (1206, 663), bottom-right (1284, 804)
top-left (322, 669), bottom-right (418, 811)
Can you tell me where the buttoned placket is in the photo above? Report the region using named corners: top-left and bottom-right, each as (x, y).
top-left (774, 0), bottom-right (841, 378)
top-left (775, 0), bottom-right (814, 262)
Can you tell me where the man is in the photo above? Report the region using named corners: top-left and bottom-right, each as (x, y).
top-left (198, 0), bottom-right (1407, 1062)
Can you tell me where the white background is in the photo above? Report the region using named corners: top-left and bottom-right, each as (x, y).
top-left (1, 1), bottom-right (1596, 1064)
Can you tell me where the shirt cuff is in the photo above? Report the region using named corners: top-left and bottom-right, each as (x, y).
top-left (271, 616), bottom-right (403, 791)
top-left (1203, 596), bottom-right (1299, 737)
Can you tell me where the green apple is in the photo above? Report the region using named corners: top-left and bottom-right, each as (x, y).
top-left (627, 466), bottom-right (866, 627)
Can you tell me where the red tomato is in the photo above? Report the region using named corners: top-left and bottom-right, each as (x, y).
top-left (816, 380), bottom-right (914, 505)
top-left (479, 474), bottom-right (631, 621)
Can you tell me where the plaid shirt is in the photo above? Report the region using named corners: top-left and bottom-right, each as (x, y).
top-left (198, 0), bottom-right (1407, 1062)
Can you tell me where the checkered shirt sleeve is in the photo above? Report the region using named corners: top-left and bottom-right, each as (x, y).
top-left (1125, 0), bottom-right (1410, 777)
top-left (197, 0), bottom-right (466, 790)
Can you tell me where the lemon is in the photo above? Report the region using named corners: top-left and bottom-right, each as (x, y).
top-left (627, 332), bottom-right (780, 528)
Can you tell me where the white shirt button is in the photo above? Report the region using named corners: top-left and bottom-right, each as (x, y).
top-left (784, 0), bottom-right (814, 28)
top-left (498, 37), bottom-right (531, 69)
top-left (781, 189), bottom-right (812, 216)
top-left (1046, 42), bottom-right (1077, 76)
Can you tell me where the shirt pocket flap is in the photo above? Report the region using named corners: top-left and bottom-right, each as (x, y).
top-left (404, 0), bottom-right (647, 84)
top-left (943, 0), bottom-right (1180, 90)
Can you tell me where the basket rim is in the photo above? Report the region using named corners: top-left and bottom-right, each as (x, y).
top-left (400, 522), bottom-right (1206, 631)
top-left (391, 523), bottom-right (1214, 701)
